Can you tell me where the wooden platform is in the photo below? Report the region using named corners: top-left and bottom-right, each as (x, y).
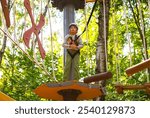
top-left (34, 81), bottom-right (104, 101)
top-left (0, 91), bottom-right (15, 101)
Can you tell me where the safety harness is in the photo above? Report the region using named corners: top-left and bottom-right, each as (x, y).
top-left (67, 35), bottom-right (80, 58)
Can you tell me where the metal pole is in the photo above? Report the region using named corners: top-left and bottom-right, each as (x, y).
top-left (63, 4), bottom-right (75, 65)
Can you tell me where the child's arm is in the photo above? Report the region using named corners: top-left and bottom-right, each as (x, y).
top-left (62, 35), bottom-right (71, 49)
top-left (76, 37), bottom-right (83, 49)
top-left (70, 37), bottom-right (83, 50)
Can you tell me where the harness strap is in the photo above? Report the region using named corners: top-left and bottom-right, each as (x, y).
top-left (67, 35), bottom-right (80, 58)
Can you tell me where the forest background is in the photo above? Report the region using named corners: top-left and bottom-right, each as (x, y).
top-left (0, 0), bottom-right (150, 100)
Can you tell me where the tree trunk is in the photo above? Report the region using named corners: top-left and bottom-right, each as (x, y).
top-left (95, 0), bottom-right (110, 101)
top-left (0, 0), bottom-right (12, 65)
top-left (128, 0), bottom-right (150, 80)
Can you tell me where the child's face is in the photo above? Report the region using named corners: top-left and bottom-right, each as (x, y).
top-left (69, 26), bottom-right (78, 35)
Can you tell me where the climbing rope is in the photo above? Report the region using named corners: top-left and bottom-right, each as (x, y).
top-left (113, 25), bottom-right (119, 83)
top-left (48, 1), bottom-right (57, 81)
top-left (84, 0), bottom-right (90, 75)
top-left (39, 0), bottom-right (57, 81)
top-left (138, 0), bottom-right (147, 59)
top-left (148, 0), bottom-right (150, 14)
top-left (43, 0), bottom-right (51, 17)
top-left (77, 0), bottom-right (98, 38)
top-left (32, 0), bottom-right (37, 62)
top-left (123, 0), bottom-right (133, 81)
top-left (123, 0), bottom-right (132, 67)
top-left (113, 12), bottom-right (120, 83)
top-left (11, 1), bottom-right (17, 77)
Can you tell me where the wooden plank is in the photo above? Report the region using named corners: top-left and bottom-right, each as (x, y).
top-left (84, 72), bottom-right (112, 84)
top-left (0, 91), bottom-right (15, 101)
top-left (115, 84), bottom-right (145, 90)
top-left (126, 58), bottom-right (150, 76)
top-left (123, 85), bottom-right (145, 90)
top-left (0, 0), bottom-right (10, 28)
top-left (115, 84), bottom-right (150, 94)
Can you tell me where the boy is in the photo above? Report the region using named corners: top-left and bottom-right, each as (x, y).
top-left (63, 23), bottom-right (83, 81)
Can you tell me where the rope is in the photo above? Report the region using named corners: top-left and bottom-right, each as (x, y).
top-left (84, 0), bottom-right (90, 75)
top-left (40, 0), bottom-right (43, 45)
top-left (11, 1), bottom-right (16, 77)
top-left (123, 0), bottom-right (133, 80)
top-left (103, 0), bottom-right (108, 71)
top-left (123, 0), bottom-right (132, 67)
top-left (43, 0), bottom-right (51, 17)
top-left (113, 12), bottom-right (119, 83)
top-left (115, 27), bottom-right (120, 82)
top-left (38, 0), bottom-right (55, 81)
top-left (31, 0), bottom-right (36, 61)
top-left (138, 0), bottom-right (149, 82)
top-left (138, 0), bottom-right (147, 59)
top-left (41, 0), bottom-right (43, 13)
top-left (39, 0), bottom-right (57, 81)
top-left (112, 0), bottom-right (120, 83)
top-left (48, 1), bottom-right (57, 81)
top-left (77, 0), bottom-right (98, 39)
top-left (148, 0), bottom-right (150, 14)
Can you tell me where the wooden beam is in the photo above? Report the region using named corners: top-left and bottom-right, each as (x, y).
top-left (84, 72), bottom-right (112, 84)
top-left (0, 0), bottom-right (10, 28)
top-left (122, 85), bottom-right (145, 90)
top-left (126, 58), bottom-right (150, 76)
top-left (115, 83), bottom-right (150, 94)
top-left (0, 91), bottom-right (15, 101)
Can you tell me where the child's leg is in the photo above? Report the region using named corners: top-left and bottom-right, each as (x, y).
top-left (63, 53), bottom-right (72, 81)
top-left (72, 54), bottom-right (80, 80)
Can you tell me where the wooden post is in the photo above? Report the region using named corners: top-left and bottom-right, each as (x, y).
top-left (58, 89), bottom-right (81, 101)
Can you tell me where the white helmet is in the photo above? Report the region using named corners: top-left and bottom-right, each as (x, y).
top-left (69, 23), bottom-right (78, 30)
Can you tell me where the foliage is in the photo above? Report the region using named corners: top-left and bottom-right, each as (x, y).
top-left (0, 0), bottom-right (150, 101)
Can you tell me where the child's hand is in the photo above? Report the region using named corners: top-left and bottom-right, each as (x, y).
top-left (70, 44), bottom-right (78, 50)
